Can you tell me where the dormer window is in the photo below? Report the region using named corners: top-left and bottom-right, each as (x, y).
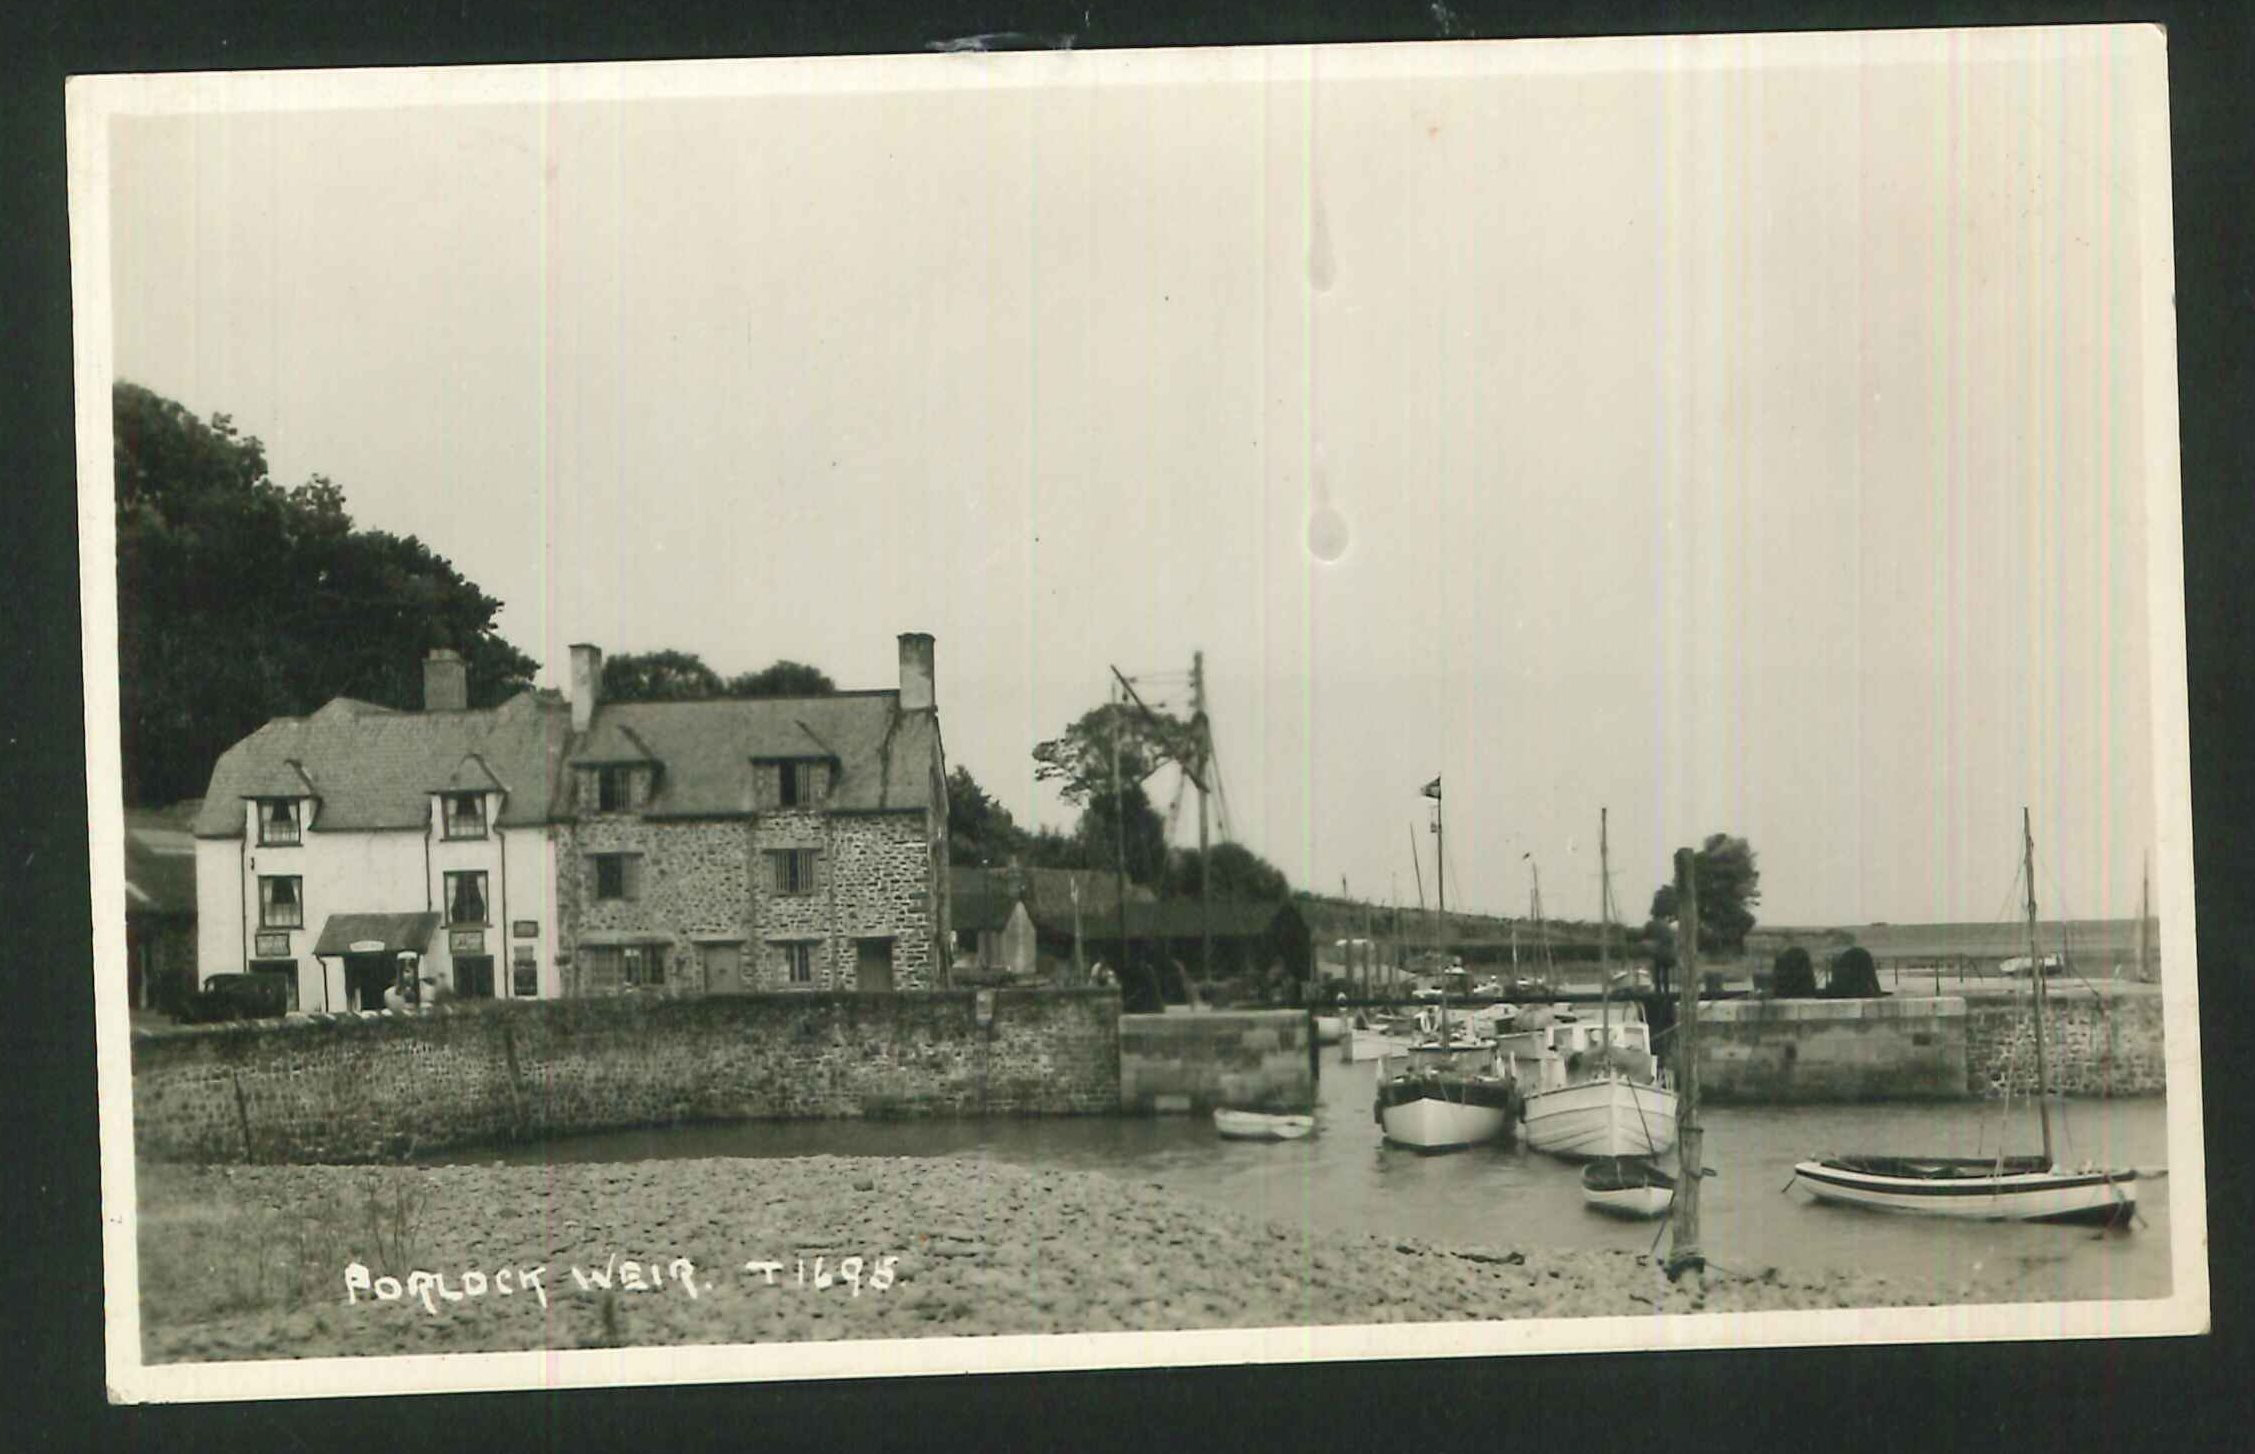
top-left (597, 766), bottom-right (632, 812)
top-left (256, 799), bottom-right (302, 846)
top-left (768, 759), bottom-right (831, 809)
top-left (442, 792), bottom-right (488, 840)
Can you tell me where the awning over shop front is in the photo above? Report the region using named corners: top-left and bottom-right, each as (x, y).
top-left (313, 912), bottom-right (442, 957)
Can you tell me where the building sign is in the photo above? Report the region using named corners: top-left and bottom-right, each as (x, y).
top-left (512, 919), bottom-right (538, 939)
top-left (450, 929), bottom-right (486, 955)
top-left (254, 931), bottom-right (292, 958)
top-left (347, 938), bottom-right (386, 953)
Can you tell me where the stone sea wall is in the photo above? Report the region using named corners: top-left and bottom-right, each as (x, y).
top-left (132, 989), bottom-right (1122, 1165)
top-left (1117, 1010), bottom-right (1315, 1113)
top-left (1697, 997), bottom-right (1968, 1102)
top-left (1964, 993), bottom-right (2168, 1097)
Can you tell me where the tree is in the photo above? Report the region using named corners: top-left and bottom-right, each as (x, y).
top-left (726, 660), bottom-right (836, 698)
top-left (602, 649), bottom-right (725, 703)
top-left (1164, 841), bottom-right (1290, 902)
top-left (946, 765), bottom-right (1028, 867)
top-left (113, 382), bottom-right (538, 805)
top-left (1772, 946), bottom-right (1817, 998)
top-left (1643, 833), bottom-right (1762, 957)
top-left (1825, 946), bottom-right (1881, 998)
top-left (1032, 701), bottom-right (1195, 888)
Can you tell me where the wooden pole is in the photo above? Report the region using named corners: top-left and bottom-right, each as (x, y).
top-left (1193, 650), bottom-right (1213, 987)
top-left (1668, 846), bottom-right (1705, 1279)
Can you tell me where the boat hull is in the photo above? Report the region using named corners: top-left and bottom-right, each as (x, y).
top-left (1214, 1110), bottom-right (1315, 1141)
top-left (1582, 1183), bottom-right (1675, 1218)
top-left (1312, 1016), bottom-right (1345, 1046)
top-left (1343, 1028), bottom-right (1411, 1062)
top-left (1521, 1077), bottom-right (1679, 1159)
top-left (1791, 1160), bottom-right (2138, 1225)
top-left (1375, 1076), bottom-right (1516, 1151)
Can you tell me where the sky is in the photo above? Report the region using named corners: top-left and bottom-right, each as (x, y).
top-left (98, 32), bottom-right (2175, 927)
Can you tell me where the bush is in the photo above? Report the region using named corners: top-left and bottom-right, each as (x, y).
top-left (1772, 947), bottom-right (1817, 998)
top-left (1825, 946), bottom-right (1882, 998)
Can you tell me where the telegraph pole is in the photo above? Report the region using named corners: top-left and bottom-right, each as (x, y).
top-left (1669, 846), bottom-right (1706, 1280)
top-left (1192, 650), bottom-right (1212, 984)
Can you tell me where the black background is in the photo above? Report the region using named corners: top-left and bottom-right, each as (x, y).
top-left (3, 3), bottom-right (2249, 1450)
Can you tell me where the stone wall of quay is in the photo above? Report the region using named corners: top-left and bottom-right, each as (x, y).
top-left (131, 989), bottom-right (1123, 1164)
top-left (1964, 993), bottom-right (2168, 1097)
top-left (1696, 997), bottom-right (1969, 1103)
top-left (1117, 1010), bottom-right (1315, 1114)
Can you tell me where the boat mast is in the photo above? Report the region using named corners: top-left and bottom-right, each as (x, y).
top-left (2139, 853), bottom-right (2153, 984)
top-left (2023, 807), bottom-right (2055, 1166)
top-left (1435, 778), bottom-right (1448, 1044)
top-left (1599, 809), bottom-right (1612, 1049)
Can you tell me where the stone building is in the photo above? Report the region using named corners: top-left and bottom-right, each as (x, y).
top-left (190, 637), bottom-right (949, 1005)
top-left (556, 634), bottom-right (951, 994)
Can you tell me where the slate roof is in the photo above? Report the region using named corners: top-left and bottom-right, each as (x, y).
top-left (571, 693), bottom-right (940, 816)
top-left (194, 691), bottom-right (573, 837)
top-left (1114, 899), bottom-right (1307, 941)
top-left (124, 808), bottom-right (197, 915)
top-left (951, 867), bottom-right (1157, 936)
top-left (194, 687), bottom-right (940, 835)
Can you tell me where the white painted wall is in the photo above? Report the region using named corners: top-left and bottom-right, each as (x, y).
top-left (195, 793), bottom-right (561, 1008)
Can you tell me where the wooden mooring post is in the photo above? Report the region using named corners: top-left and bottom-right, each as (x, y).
top-left (1668, 847), bottom-right (1705, 1280)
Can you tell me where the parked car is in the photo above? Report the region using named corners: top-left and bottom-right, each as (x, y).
top-left (175, 972), bottom-right (290, 1024)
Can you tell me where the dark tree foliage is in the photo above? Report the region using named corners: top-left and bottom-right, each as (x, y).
top-left (1164, 841), bottom-right (1290, 902)
top-left (114, 382), bottom-right (538, 805)
top-left (601, 652), bottom-right (839, 703)
top-left (1074, 783), bottom-right (1171, 887)
top-left (946, 765), bottom-right (1028, 867)
top-left (726, 660), bottom-right (836, 698)
top-left (1772, 946), bottom-right (1818, 998)
top-left (601, 650), bottom-right (725, 703)
top-left (1825, 946), bottom-right (1882, 998)
top-left (1032, 701), bottom-right (1196, 888)
top-left (1643, 834), bottom-right (1762, 956)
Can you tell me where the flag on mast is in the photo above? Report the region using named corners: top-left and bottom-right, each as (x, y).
top-left (1421, 776), bottom-right (1442, 800)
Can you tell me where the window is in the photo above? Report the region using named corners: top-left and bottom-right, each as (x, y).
top-left (444, 871), bottom-right (489, 926)
top-left (769, 848), bottom-right (819, 895)
top-left (624, 944), bottom-right (666, 987)
top-left (256, 799), bottom-right (301, 846)
top-left (442, 792), bottom-right (487, 839)
top-left (591, 853), bottom-right (642, 902)
top-left (258, 875), bottom-right (303, 929)
top-left (782, 941), bottom-right (814, 985)
top-left (776, 760), bottom-right (828, 808)
top-left (596, 766), bottom-right (632, 812)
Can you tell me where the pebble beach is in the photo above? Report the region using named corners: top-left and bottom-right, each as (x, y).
top-left (135, 1154), bottom-right (1955, 1363)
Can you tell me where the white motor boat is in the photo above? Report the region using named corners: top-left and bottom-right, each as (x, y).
top-left (1500, 1007), bottom-right (1679, 1160)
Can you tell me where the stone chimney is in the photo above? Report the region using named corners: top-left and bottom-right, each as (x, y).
top-left (569, 643), bottom-right (603, 732)
top-left (423, 649), bottom-right (468, 712)
top-left (898, 632), bottom-right (935, 712)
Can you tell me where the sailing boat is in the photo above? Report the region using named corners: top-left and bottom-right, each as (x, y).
top-left (1503, 810), bottom-right (1680, 1160)
top-left (1789, 810), bottom-right (2138, 1226)
top-left (1375, 775), bottom-right (1518, 1150)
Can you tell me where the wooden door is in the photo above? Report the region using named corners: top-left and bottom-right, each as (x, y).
top-left (855, 938), bottom-right (895, 993)
top-left (700, 941), bottom-right (744, 993)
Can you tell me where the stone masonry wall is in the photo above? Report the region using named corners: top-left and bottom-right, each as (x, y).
top-left (1118, 1010), bottom-right (1315, 1114)
top-left (1697, 998), bottom-right (1970, 1103)
top-left (559, 809), bottom-right (939, 995)
top-left (1964, 994), bottom-right (2167, 1097)
top-left (131, 989), bottom-right (1123, 1164)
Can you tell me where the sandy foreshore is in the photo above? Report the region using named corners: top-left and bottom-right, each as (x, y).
top-left (137, 1154), bottom-right (1945, 1362)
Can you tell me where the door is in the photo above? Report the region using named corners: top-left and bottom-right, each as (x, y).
top-left (344, 953), bottom-right (391, 1011)
top-left (454, 956), bottom-right (495, 999)
top-left (856, 937), bottom-right (895, 993)
top-left (699, 942), bottom-right (743, 993)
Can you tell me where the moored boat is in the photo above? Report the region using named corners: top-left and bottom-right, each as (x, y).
top-left (1214, 1108), bottom-right (1316, 1141)
top-left (1580, 1156), bottom-right (1676, 1218)
top-left (1788, 1154), bottom-right (2135, 1225)
top-left (1374, 1050), bottom-right (1518, 1151)
top-left (1501, 1007), bottom-right (1678, 1159)
top-left (1787, 810), bottom-right (2141, 1228)
top-left (1312, 1015), bottom-right (1345, 1046)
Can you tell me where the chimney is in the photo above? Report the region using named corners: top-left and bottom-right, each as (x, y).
top-left (422, 649), bottom-right (468, 712)
top-left (898, 632), bottom-right (935, 712)
top-left (569, 643), bottom-right (603, 732)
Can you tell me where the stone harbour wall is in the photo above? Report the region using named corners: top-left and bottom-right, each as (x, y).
top-left (131, 989), bottom-right (1122, 1164)
top-left (1118, 1010), bottom-right (1315, 1114)
top-left (1964, 994), bottom-right (2168, 1097)
top-left (1697, 998), bottom-right (1969, 1103)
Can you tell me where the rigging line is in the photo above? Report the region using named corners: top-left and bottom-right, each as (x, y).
top-left (2036, 858), bottom-right (2116, 1004)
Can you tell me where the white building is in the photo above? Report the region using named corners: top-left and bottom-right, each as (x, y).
top-left (191, 650), bottom-right (568, 1011)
